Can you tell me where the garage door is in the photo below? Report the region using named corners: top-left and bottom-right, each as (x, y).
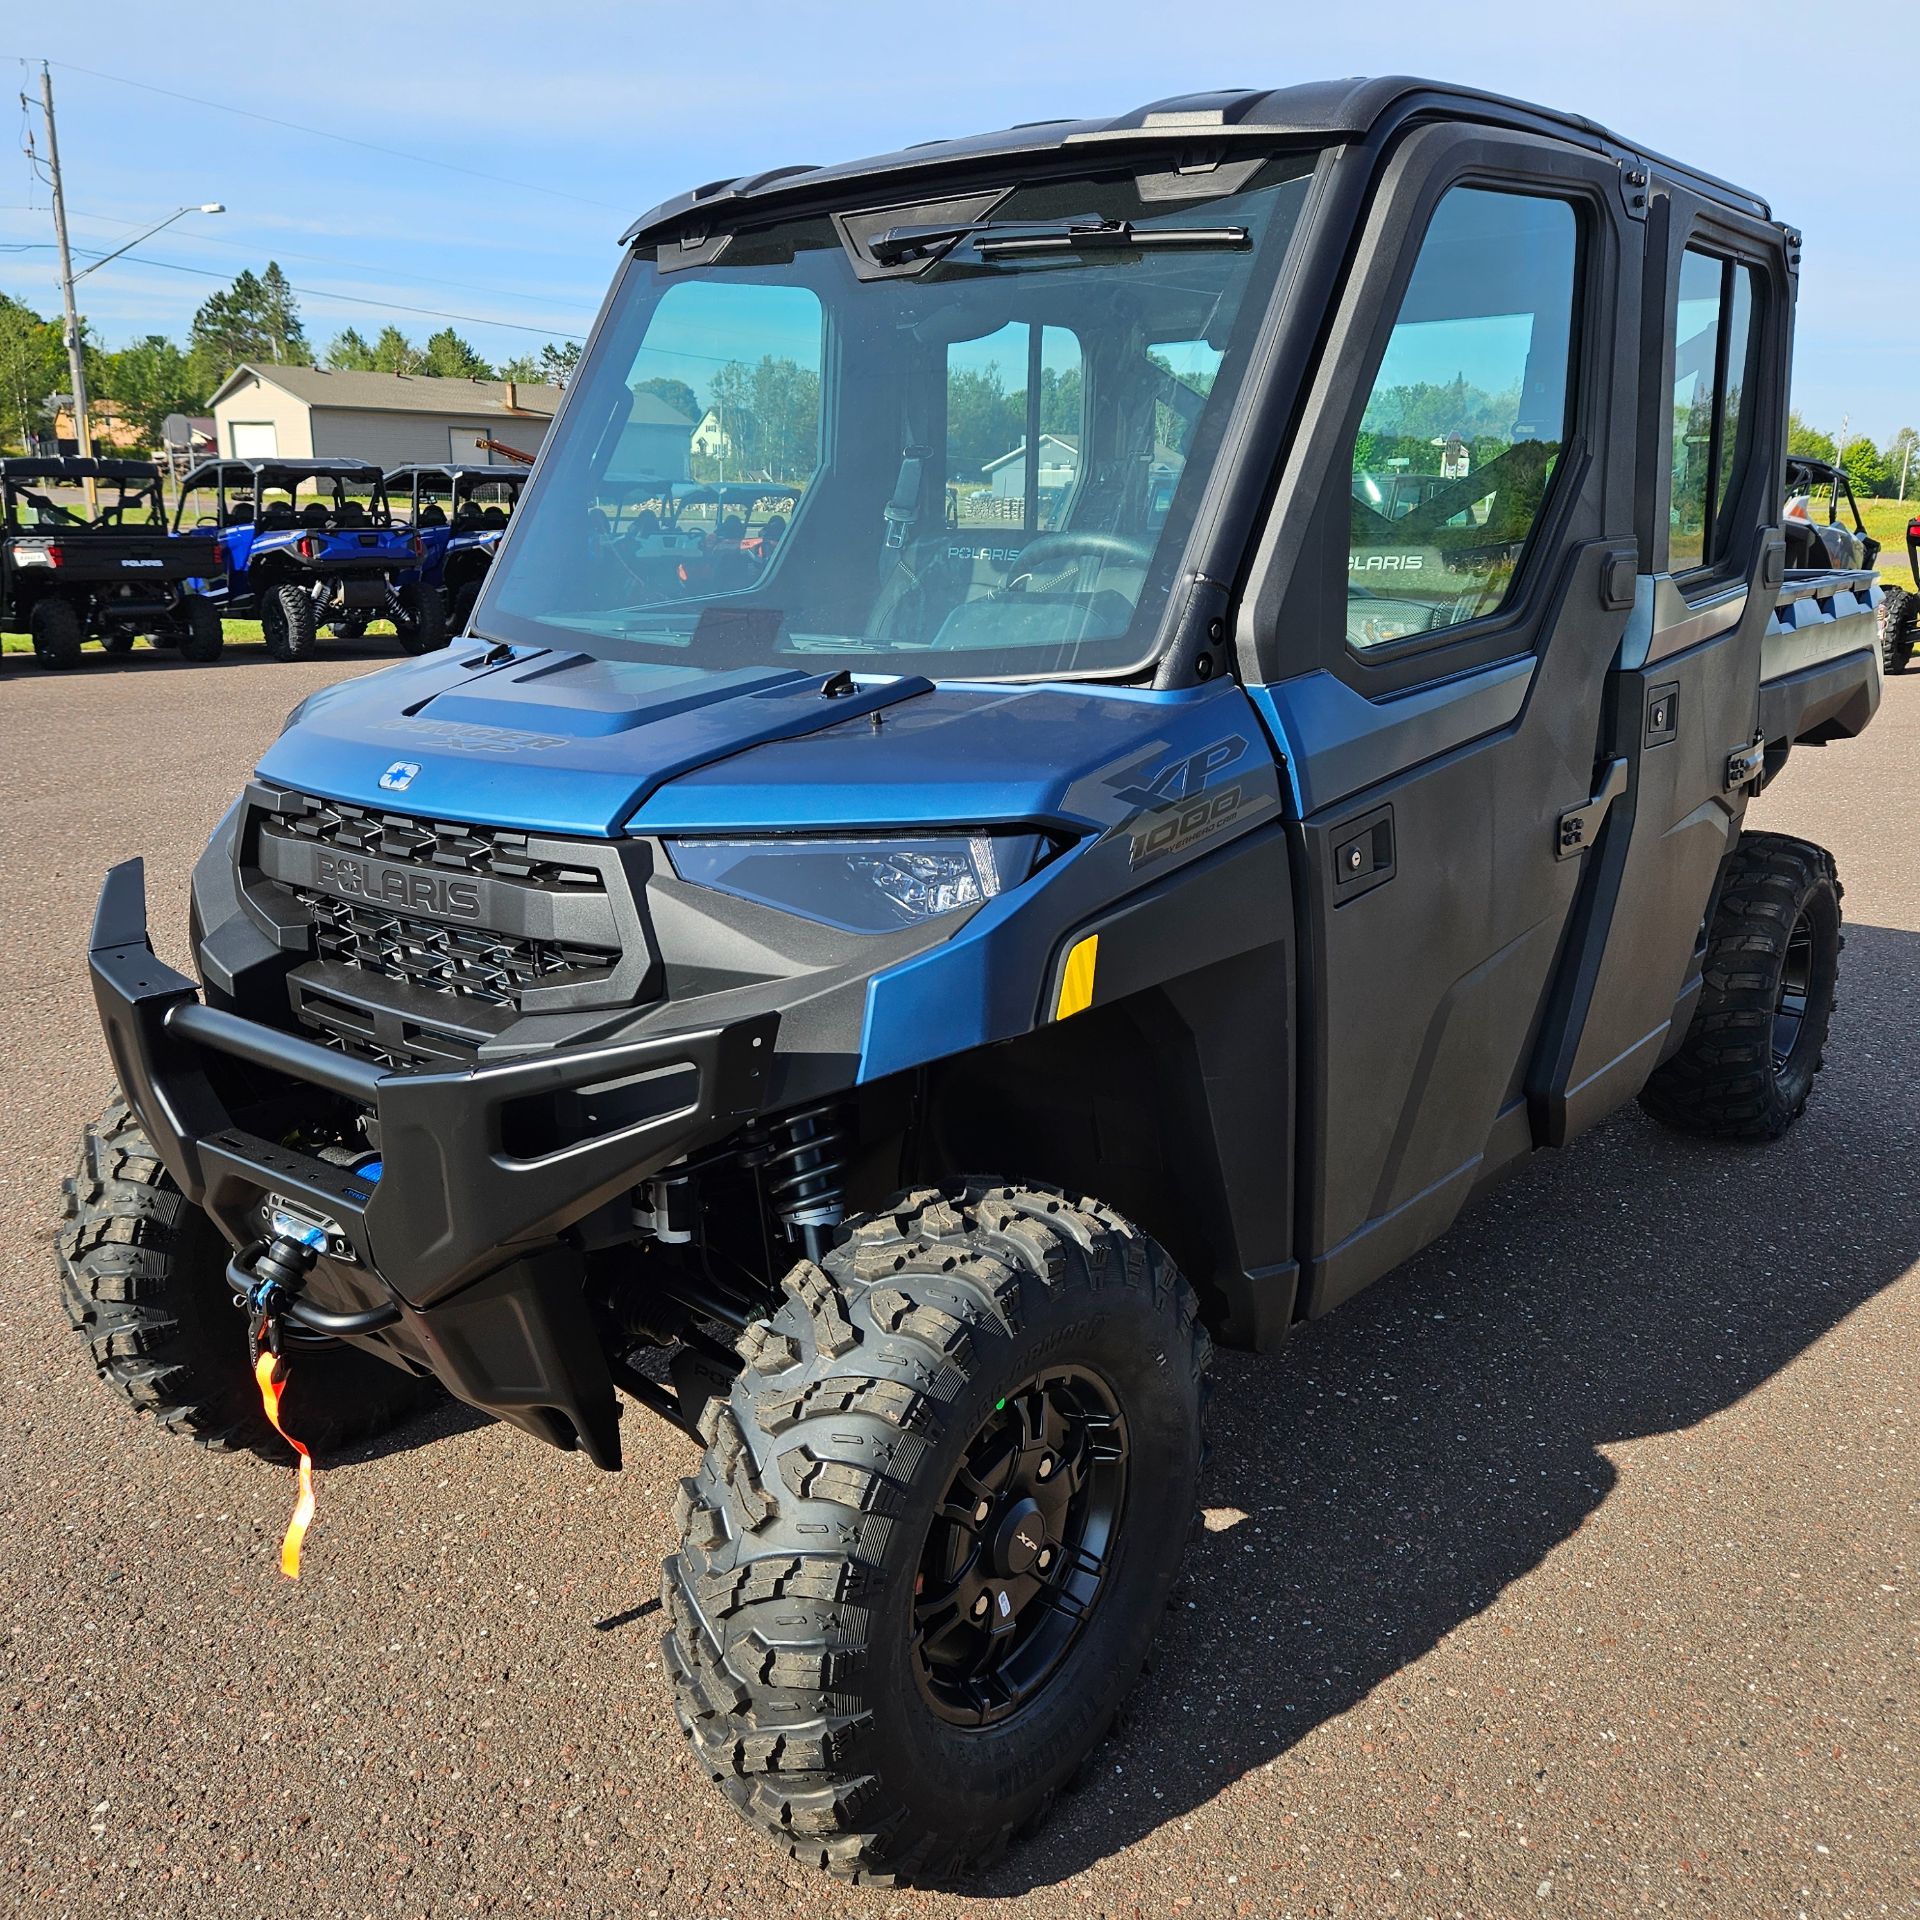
top-left (229, 422), bottom-right (277, 458)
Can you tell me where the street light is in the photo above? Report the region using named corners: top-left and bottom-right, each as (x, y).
top-left (72, 202), bottom-right (225, 284)
top-left (59, 199), bottom-right (222, 507)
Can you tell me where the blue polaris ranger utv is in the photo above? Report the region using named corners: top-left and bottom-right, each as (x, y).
top-left (174, 457), bottom-right (444, 657)
top-left (385, 462), bottom-right (526, 636)
top-left (63, 77), bottom-right (1882, 1885)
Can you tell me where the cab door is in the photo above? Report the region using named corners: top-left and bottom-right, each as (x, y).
top-left (1529, 186), bottom-right (1791, 1144)
top-left (1239, 124), bottom-right (1644, 1317)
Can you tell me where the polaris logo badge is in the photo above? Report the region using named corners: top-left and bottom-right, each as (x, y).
top-left (122, 558), bottom-right (164, 568)
top-left (314, 849), bottom-right (482, 921)
top-left (378, 761), bottom-right (420, 792)
top-left (1349, 553), bottom-right (1425, 572)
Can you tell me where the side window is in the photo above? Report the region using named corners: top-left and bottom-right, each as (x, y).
top-left (1148, 337), bottom-right (1224, 530)
top-left (1667, 247), bottom-right (1759, 574)
top-left (1346, 187), bottom-right (1579, 650)
top-left (946, 323), bottom-right (1082, 533)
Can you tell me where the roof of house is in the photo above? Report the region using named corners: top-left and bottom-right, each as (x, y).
top-left (206, 364), bottom-right (567, 418)
top-left (981, 432), bottom-right (1081, 473)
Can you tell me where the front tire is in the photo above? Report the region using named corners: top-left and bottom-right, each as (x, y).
top-left (390, 581), bottom-right (447, 654)
top-left (179, 597), bottom-right (224, 663)
top-left (261, 583), bottom-right (318, 661)
top-left (58, 1100), bottom-right (437, 1453)
top-left (1882, 585), bottom-right (1916, 674)
top-left (30, 596), bottom-right (85, 669)
top-left (664, 1184), bottom-right (1210, 1884)
top-left (1638, 831), bottom-right (1842, 1140)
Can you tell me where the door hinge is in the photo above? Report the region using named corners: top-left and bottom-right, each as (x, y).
top-left (1556, 758), bottom-right (1628, 859)
top-left (1725, 732), bottom-right (1766, 793)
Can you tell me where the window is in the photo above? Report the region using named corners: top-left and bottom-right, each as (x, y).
top-left (1346, 188), bottom-right (1579, 650)
top-left (484, 156), bottom-right (1315, 678)
top-left (1666, 248), bottom-right (1759, 574)
top-left (947, 323), bottom-right (1082, 533)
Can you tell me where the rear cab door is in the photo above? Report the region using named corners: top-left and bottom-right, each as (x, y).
top-left (1530, 179), bottom-right (1794, 1144)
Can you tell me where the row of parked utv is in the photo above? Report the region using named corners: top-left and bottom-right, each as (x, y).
top-left (0, 455), bottom-right (525, 669)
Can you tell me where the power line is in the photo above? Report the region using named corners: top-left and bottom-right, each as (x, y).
top-left (27, 57), bottom-right (630, 216)
top-left (44, 201), bottom-right (602, 315)
top-left (9, 238), bottom-right (589, 340)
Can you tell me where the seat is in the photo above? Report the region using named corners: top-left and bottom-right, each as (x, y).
top-left (480, 507), bottom-right (508, 529)
top-left (336, 500), bottom-right (367, 527)
top-left (300, 502), bottom-right (329, 528)
top-left (417, 502), bottom-right (447, 528)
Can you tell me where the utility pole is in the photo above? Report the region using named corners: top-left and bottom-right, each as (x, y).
top-left (37, 63), bottom-right (95, 504)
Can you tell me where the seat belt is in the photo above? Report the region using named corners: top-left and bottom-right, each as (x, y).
top-left (882, 442), bottom-right (933, 559)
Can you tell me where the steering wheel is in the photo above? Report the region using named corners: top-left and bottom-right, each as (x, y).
top-left (1000, 531), bottom-right (1154, 592)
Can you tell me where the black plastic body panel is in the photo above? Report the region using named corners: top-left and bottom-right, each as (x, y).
top-left (88, 859), bottom-right (777, 1465)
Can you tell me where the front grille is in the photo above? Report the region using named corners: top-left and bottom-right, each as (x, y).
top-left (250, 790), bottom-right (642, 1064)
top-left (278, 795), bottom-right (608, 893)
top-left (299, 892), bottom-right (618, 1007)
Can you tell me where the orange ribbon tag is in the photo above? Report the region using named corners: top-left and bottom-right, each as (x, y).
top-left (253, 1348), bottom-right (316, 1579)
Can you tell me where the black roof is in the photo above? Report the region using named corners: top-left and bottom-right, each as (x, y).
top-left (1784, 456), bottom-right (1843, 484)
top-left (623, 76), bottom-right (1772, 246)
top-left (0, 456), bottom-right (160, 484)
top-left (384, 463), bottom-right (528, 488)
top-left (180, 457), bottom-right (383, 487)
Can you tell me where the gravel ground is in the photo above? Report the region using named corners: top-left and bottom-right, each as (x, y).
top-left (0, 645), bottom-right (1914, 1920)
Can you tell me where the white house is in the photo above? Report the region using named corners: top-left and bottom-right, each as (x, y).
top-left (206, 365), bottom-right (565, 470)
top-left (982, 432), bottom-right (1080, 500)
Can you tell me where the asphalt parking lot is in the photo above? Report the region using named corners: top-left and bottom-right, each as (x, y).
top-left (0, 645), bottom-right (1914, 1920)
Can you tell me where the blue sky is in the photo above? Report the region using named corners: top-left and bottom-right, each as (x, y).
top-left (3, 1), bottom-right (1911, 444)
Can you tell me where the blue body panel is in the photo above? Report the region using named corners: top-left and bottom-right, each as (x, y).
top-left (259, 648), bottom-right (1286, 1079)
top-left (191, 523), bottom-right (418, 611)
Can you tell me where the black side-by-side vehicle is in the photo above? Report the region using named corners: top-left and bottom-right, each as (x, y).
top-left (1, 457), bottom-right (223, 668)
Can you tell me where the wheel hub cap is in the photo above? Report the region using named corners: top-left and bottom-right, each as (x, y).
top-left (910, 1367), bottom-right (1127, 1727)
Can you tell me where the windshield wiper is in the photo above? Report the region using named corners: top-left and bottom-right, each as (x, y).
top-left (867, 217), bottom-right (1249, 267)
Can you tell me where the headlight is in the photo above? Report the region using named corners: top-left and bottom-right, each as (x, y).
top-left (666, 831), bottom-right (1044, 934)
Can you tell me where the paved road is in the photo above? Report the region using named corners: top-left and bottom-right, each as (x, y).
top-left (1, 646), bottom-right (1914, 1920)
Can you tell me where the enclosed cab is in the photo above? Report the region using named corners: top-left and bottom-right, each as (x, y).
top-left (64, 77), bottom-right (1881, 1885)
top-left (385, 463), bottom-right (526, 634)
top-left (174, 458), bottom-right (444, 658)
top-left (1, 457), bottom-right (223, 667)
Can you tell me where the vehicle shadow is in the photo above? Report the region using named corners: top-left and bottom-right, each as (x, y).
top-left (2, 636), bottom-right (405, 677)
top-left (978, 919), bottom-right (1920, 1895)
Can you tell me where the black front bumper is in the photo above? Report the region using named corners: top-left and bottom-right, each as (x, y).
top-left (90, 859), bottom-right (775, 1466)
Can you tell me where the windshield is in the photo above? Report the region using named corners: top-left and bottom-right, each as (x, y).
top-left (4, 474), bottom-right (162, 531)
top-left (480, 154), bottom-right (1317, 678)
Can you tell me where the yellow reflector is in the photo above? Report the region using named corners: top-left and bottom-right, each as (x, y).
top-left (1055, 934), bottom-right (1099, 1020)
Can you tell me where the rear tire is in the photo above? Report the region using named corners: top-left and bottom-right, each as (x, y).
top-left (30, 596), bottom-right (85, 669)
top-left (663, 1183), bottom-right (1211, 1885)
top-left (261, 583), bottom-right (318, 661)
top-left (58, 1099), bottom-right (437, 1454)
top-left (450, 580), bottom-right (481, 636)
top-left (1881, 585), bottom-right (1916, 674)
top-left (1638, 831), bottom-right (1842, 1140)
top-left (391, 581), bottom-right (447, 654)
top-left (179, 597), bottom-right (224, 663)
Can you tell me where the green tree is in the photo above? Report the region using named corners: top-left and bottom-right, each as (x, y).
top-left (421, 326), bottom-right (491, 379)
top-left (0, 294), bottom-right (65, 452)
top-left (326, 327), bottom-right (377, 371)
top-left (708, 355), bottom-right (821, 482)
top-left (499, 352), bottom-right (542, 383)
top-left (635, 376), bottom-right (699, 424)
top-left (538, 340), bottom-right (581, 388)
top-left (371, 326), bottom-right (420, 374)
top-left (186, 263), bottom-right (310, 393)
top-left (1786, 411), bottom-right (1837, 465)
top-left (1839, 436), bottom-right (1889, 500)
top-left (1883, 426), bottom-right (1917, 500)
top-left (93, 335), bottom-right (198, 448)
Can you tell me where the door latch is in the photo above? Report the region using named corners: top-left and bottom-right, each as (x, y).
top-left (1724, 732), bottom-right (1766, 793)
top-left (1556, 758), bottom-right (1628, 859)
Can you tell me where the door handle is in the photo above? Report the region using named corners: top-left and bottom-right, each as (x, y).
top-left (1556, 758), bottom-right (1628, 859)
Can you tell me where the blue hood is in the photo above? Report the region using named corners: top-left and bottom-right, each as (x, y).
top-left (257, 645), bottom-right (1254, 838)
